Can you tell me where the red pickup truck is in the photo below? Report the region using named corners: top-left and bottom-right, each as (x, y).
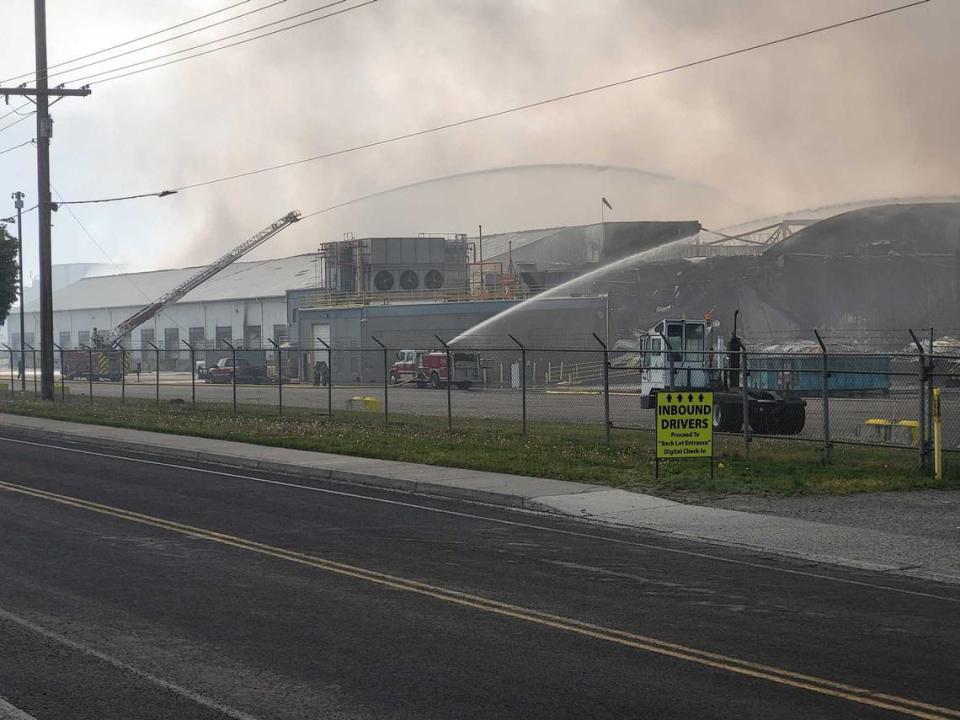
top-left (205, 357), bottom-right (270, 384)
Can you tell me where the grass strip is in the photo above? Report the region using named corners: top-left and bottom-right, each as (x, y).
top-left (1, 396), bottom-right (957, 497)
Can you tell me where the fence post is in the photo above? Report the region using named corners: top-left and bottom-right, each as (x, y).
top-left (927, 328), bottom-right (935, 468)
top-left (59, 345), bottom-right (65, 401)
top-left (593, 333), bottom-right (611, 444)
top-left (80, 343), bottom-right (93, 403)
top-left (909, 330), bottom-right (928, 471)
top-left (371, 337), bottom-right (388, 425)
top-left (117, 343), bottom-right (126, 404)
top-left (435, 335), bottom-right (453, 432)
top-left (267, 339), bottom-right (282, 416)
top-left (53, 342), bottom-right (64, 401)
top-left (316, 337), bottom-right (332, 418)
top-left (814, 330), bottom-right (831, 464)
top-left (222, 340), bottom-right (237, 414)
top-left (658, 332), bottom-right (674, 390)
top-left (26, 343), bottom-right (37, 399)
top-left (741, 347), bottom-right (750, 460)
top-left (508, 335), bottom-right (526, 436)
top-left (182, 340), bottom-right (196, 410)
top-left (2, 344), bottom-right (13, 399)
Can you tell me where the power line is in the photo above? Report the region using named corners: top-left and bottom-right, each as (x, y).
top-left (166, 0), bottom-right (931, 193)
top-left (0, 0), bottom-right (258, 85)
top-left (64, 0), bottom-right (368, 87)
top-left (0, 103), bottom-right (34, 123)
top-left (45, 0), bottom-right (293, 86)
top-left (0, 139), bottom-right (34, 156)
top-left (50, 184), bottom-right (191, 339)
top-left (56, 190), bottom-right (178, 206)
top-left (0, 111), bottom-right (35, 135)
top-left (38, 0), bottom-right (931, 204)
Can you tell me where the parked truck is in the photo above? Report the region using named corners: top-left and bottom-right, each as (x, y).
top-left (637, 314), bottom-right (806, 435)
top-left (390, 349), bottom-right (481, 390)
top-left (205, 357), bottom-right (270, 384)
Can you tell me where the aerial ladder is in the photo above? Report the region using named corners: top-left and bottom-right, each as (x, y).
top-left (104, 210), bottom-right (301, 347)
top-left (64, 211), bottom-right (301, 380)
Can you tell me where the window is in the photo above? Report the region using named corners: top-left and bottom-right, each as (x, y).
top-left (644, 336), bottom-right (662, 368)
top-left (164, 328), bottom-right (180, 360)
top-left (666, 324), bottom-right (683, 362)
top-left (59, 331), bottom-right (71, 348)
top-left (78, 330), bottom-right (91, 347)
top-left (139, 329), bottom-right (155, 369)
top-left (215, 326), bottom-right (232, 349)
top-left (189, 327), bottom-right (205, 348)
top-left (684, 323), bottom-right (705, 363)
top-left (243, 325), bottom-right (261, 349)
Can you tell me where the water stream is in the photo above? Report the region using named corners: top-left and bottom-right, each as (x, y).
top-left (449, 231), bottom-right (701, 347)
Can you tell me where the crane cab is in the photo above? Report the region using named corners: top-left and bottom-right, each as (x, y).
top-left (639, 319), bottom-right (712, 407)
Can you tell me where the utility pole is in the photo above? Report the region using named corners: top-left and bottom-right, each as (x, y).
top-left (1, 0), bottom-right (91, 400)
top-left (12, 191), bottom-right (25, 392)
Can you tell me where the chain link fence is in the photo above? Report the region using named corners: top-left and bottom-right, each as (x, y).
top-left (2, 335), bottom-right (958, 470)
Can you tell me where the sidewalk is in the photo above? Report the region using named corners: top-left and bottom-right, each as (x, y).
top-left (2, 412), bottom-right (958, 585)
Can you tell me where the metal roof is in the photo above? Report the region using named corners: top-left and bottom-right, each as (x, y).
top-left (468, 226), bottom-right (571, 262)
top-left (25, 254), bottom-right (320, 313)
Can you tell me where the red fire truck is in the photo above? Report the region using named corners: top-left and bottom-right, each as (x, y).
top-left (390, 349), bottom-right (481, 390)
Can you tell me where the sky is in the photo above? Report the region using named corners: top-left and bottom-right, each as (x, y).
top-left (0, 0), bottom-right (957, 284)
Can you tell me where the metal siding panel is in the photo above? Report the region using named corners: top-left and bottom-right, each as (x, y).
top-left (415, 237), bottom-right (430, 264)
top-left (386, 238), bottom-right (402, 265)
top-left (369, 238), bottom-right (386, 265)
top-left (400, 238), bottom-right (415, 265)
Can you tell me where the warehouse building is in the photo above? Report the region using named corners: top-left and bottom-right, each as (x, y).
top-left (18, 254), bottom-right (320, 369)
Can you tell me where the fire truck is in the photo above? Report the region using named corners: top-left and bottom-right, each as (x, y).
top-left (390, 349), bottom-right (481, 390)
top-left (62, 330), bottom-right (127, 382)
top-left (59, 212), bottom-right (301, 380)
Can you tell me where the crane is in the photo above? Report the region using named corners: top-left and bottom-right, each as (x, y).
top-left (100, 211), bottom-right (301, 347)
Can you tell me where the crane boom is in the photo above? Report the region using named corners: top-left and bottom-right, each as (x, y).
top-left (105, 211), bottom-right (301, 346)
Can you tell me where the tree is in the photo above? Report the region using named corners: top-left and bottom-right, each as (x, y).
top-left (0, 225), bottom-right (19, 328)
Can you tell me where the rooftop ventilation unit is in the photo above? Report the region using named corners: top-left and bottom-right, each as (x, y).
top-left (399, 269), bottom-right (420, 290)
top-left (424, 269), bottom-right (444, 289)
top-left (373, 269), bottom-right (395, 291)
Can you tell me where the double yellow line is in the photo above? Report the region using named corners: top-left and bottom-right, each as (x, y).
top-left (2, 478), bottom-right (957, 720)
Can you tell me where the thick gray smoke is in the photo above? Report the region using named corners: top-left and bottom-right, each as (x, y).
top-left (1, 0), bottom-right (957, 271)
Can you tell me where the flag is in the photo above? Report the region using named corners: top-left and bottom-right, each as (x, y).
top-left (602, 197), bottom-right (613, 210)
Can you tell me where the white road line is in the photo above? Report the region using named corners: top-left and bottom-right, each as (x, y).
top-left (0, 607), bottom-right (261, 720)
top-left (1, 433), bottom-right (958, 603)
top-left (0, 697), bottom-right (39, 720)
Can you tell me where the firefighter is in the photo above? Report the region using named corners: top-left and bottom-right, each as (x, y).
top-left (16, 357), bottom-right (24, 380)
top-left (727, 310), bottom-right (743, 388)
top-left (313, 360), bottom-right (329, 387)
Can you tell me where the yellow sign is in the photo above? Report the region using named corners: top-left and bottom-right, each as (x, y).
top-left (657, 390), bottom-right (713, 459)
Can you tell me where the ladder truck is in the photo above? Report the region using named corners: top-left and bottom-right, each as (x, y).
top-left (637, 313), bottom-right (806, 435)
top-left (63, 211), bottom-right (301, 380)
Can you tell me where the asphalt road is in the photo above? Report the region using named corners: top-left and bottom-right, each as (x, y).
top-left (30, 376), bottom-right (960, 448)
top-left (0, 427), bottom-right (958, 719)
